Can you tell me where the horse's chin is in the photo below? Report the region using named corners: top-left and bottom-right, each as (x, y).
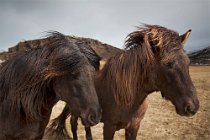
top-left (160, 92), bottom-right (169, 100)
top-left (81, 118), bottom-right (98, 127)
top-left (175, 106), bottom-right (196, 117)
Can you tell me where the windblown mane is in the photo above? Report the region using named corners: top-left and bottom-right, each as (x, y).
top-left (73, 40), bottom-right (101, 71)
top-left (46, 32), bottom-right (101, 71)
top-left (0, 32), bottom-right (100, 120)
top-left (125, 24), bottom-right (181, 62)
top-left (100, 24), bottom-right (182, 107)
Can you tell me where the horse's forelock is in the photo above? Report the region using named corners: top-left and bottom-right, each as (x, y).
top-left (125, 24), bottom-right (181, 63)
top-left (125, 24), bottom-right (180, 49)
top-left (46, 32), bottom-right (101, 71)
top-left (77, 44), bottom-right (101, 71)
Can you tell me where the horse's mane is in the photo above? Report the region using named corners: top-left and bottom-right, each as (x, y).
top-left (0, 32), bottom-right (100, 120)
top-left (72, 39), bottom-right (101, 71)
top-left (100, 24), bottom-right (182, 107)
top-left (46, 32), bottom-right (101, 71)
top-left (125, 24), bottom-right (181, 62)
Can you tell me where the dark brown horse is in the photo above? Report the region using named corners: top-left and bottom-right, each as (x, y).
top-left (49, 25), bottom-right (200, 140)
top-left (0, 32), bottom-right (101, 140)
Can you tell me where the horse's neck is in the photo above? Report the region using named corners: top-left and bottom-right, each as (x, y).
top-left (95, 49), bottom-right (156, 108)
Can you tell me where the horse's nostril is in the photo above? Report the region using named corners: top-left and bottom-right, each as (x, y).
top-left (185, 104), bottom-right (191, 112)
top-left (87, 113), bottom-right (97, 125)
top-left (185, 104), bottom-right (196, 115)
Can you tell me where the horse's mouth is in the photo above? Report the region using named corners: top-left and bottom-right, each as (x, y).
top-left (175, 107), bottom-right (195, 117)
top-left (80, 111), bottom-right (101, 127)
top-left (175, 103), bottom-right (198, 117)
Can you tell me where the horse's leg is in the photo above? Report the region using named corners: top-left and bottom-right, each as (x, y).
top-left (125, 121), bottom-right (140, 140)
top-left (70, 115), bottom-right (79, 140)
top-left (103, 122), bottom-right (116, 140)
top-left (85, 126), bottom-right (92, 140)
top-left (125, 99), bottom-right (148, 140)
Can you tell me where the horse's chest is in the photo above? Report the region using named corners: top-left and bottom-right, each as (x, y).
top-left (115, 112), bottom-right (134, 130)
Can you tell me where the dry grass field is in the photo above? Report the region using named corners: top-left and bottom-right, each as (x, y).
top-left (43, 66), bottom-right (210, 140)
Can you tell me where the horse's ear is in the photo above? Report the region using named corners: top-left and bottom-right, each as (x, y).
top-left (180, 29), bottom-right (191, 45)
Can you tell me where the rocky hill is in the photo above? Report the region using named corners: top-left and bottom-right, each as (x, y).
top-left (188, 46), bottom-right (210, 65)
top-left (0, 36), bottom-right (123, 61)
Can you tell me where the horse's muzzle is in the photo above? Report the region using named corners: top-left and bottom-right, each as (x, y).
top-left (183, 99), bottom-right (199, 116)
top-left (81, 108), bottom-right (102, 126)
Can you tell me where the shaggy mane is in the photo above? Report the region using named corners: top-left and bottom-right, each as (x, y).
top-left (0, 32), bottom-right (100, 120)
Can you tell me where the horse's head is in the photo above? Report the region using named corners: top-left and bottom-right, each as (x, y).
top-left (145, 25), bottom-right (199, 116)
top-left (53, 64), bottom-right (101, 126)
top-left (45, 40), bottom-right (101, 126)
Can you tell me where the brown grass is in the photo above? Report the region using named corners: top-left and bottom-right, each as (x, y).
top-left (43, 66), bottom-right (210, 140)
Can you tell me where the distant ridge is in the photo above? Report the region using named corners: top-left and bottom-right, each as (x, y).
top-left (0, 36), bottom-right (123, 61)
top-left (188, 46), bottom-right (210, 65)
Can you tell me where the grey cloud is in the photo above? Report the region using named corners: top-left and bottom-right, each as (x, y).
top-left (0, 0), bottom-right (209, 52)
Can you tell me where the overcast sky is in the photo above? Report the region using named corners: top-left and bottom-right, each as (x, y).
top-left (0, 0), bottom-right (209, 52)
